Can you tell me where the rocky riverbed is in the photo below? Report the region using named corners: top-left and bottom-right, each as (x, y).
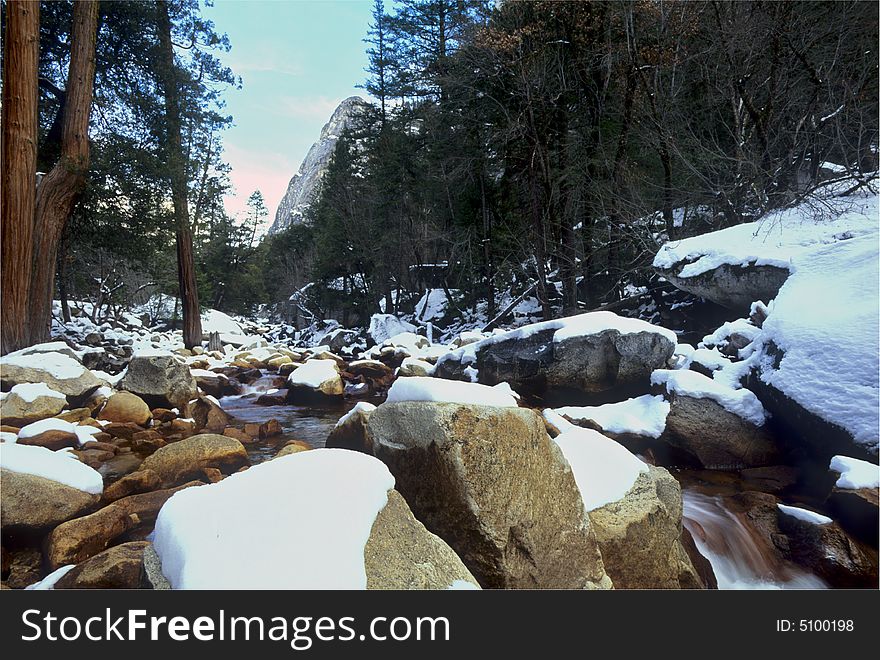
top-left (1, 297), bottom-right (876, 590)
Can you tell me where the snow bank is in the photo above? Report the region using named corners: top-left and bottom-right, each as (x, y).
top-left (369, 314), bottom-right (416, 345)
top-left (0, 443), bottom-right (103, 494)
top-left (652, 369), bottom-right (768, 426)
top-left (829, 456), bottom-right (879, 490)
top-left (555, 395), bottom-right (670, 439)
top-left (201, 309), bottom-right (244, 336)
top-left (152, 449), bottom-right (394, 589)
top-left (653, 190), bottom-right (878, 277)
top-left (543, 410), bottom-right (648, 511)
top-left (776, 504), bottom-right (832, 526)
top-left (754, 231), bottom-right (879, 453)
top-left (288, 359), bottom-right (339, 388)
top-left (385, 376), bottom-right (519, 408)
top-left (415, 289), bottom-right (449, 322)
top-left (8, 382), bottom-right (67, 403)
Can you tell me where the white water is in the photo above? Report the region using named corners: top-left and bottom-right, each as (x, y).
top-left (682, 490), bottom-right (827, 590)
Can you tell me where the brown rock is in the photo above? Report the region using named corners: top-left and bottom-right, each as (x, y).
top-left (55, 407), bottom-right (93, 423)
top-left (222, 427), bottom-right (254, 444)
top-left (17, 429), bottom-right (78, 451)
top-left (4, 549), bottom-right (43, 589)
top-left (347, 359), bottom-right (393, 379)
top-left (587, 466), bottom-right (706, 589)
top-left (256, 391), bottom-right (288, 406)
top-left (661, 394), bottom-right (780, 469)
top-left (55, 542), bottom-right (150, 589)
top-left (46, 482), bottom-right (201, 569)
top-left (138, 434), bottom-right (249, 488)
top-left (326, 403), bottom-right (375, 454)
top-left (98, 392), bottom-right (152, 426)
top-left (151, 408), bottom-right (177, 423)
top-left (201, 467), bottom-right (223, 483)
top-left (0, 388), bottom-right (66, 427)
top-left (0, 470), bottom-right (99, 532)
top-left (103, 469), bottom-right (162, 503)
top-left (103, 422), bottom-right (145, 441)
top-left (274, 441), bottom-right (311, 459)
top-left (189, 396), bottom-right (232, 434)
top-left (166, 418), bottom-right (197, 437)
top-left (259, 419), bottom-right (282, 438)
top-left (364, 490), bottom-right (478, 590)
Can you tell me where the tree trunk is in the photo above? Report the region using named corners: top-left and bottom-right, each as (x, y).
top-left (0, 1), bottom-right (40, 354)
top-left (29, 0), bottom-right (99, 345)
top-left (157, 0), bottom-right (203, 348)
top-left (58, 227), bottom-right (72, 323)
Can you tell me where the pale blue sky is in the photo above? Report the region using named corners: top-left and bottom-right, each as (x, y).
top-left (204, 0), bottom-right (373, 221)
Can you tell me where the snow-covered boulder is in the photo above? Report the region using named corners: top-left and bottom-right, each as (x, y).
top-left (0, 382), bottom-right (67, 426)
top-left (137, 434), bottom-right (249, 488)
top-left (146, 449), bottom-right (478, 589)
top-left (651, 369), bottom-right (779, 469)
top-left (0, 443), bottom-right (102, 532)
top-left (545, 412), bottom-right (705, 589)
top-left (368, 314), bottom-right (416, 346)
top-left (826, 456), bottom-right (879, 546)
top-left (397, 356), bottom-right (435, 377)
top-left (652, 189), bottom-right (878, 312)
top-left (325, 402), bottom-right (376, 454)
top-left (434, 311), bottom-right (676, 397)
top-left (369, 400), bottom-right (612, 589)
top-left (118, 353), bottom-right (197, 409)
top-left (15, 418), bottom-right (81, 450)
top-left (0, 348), bottom-right (102, 401)
top-left (747, 228), bottom-right (879, 463)
top-left (287, 359), bottom-right (344, 401)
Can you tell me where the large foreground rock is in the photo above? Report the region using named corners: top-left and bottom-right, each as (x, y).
top-left (1, 469), bottom-right (99, 533)
top-left (145, 450), bottom-right (477, 589)
top-left (119, 354), bottom-right (197, 409)
top-left (138, 434), bottom-right (248, 488)
top-left (588, 467), bottom-right (705, 588)
top-left (370, 401), bottom-right (611, 589)
top-left (364, 490), bottom-right (477, 589)
top-left (435, 312), bottom-right (675, 397)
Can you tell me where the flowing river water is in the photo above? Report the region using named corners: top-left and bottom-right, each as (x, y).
top-left (217, 371), bottom-right (828, 590)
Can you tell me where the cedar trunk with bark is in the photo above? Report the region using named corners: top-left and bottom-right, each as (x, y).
top-left (28, 0), bottom-right (99, 345)
top-left (156, 0), bottom-right (202, 348)
top-left (0, 1), bottom-right (40, 355)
